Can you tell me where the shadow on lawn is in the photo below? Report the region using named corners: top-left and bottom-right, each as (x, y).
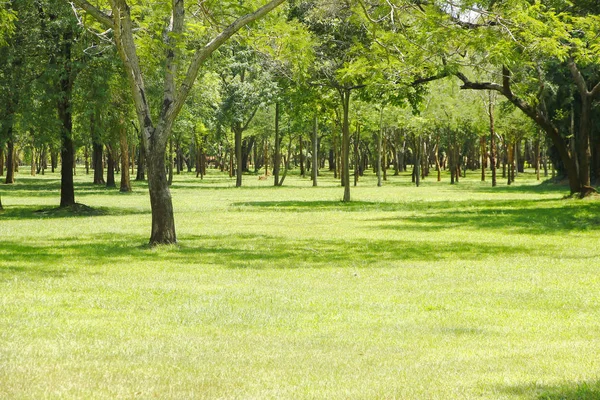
top-left (234, 198), bottom-right (600, 234)
top-left (0, 205), bottom-right (148, 220)
top-left (371, 202), bottom-right (600, 235)
top-left (1, 232), bottom-right (535, 275)
top-left (498, 380), bottom-right (600, 399)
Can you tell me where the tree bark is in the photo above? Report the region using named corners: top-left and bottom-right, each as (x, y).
top-left (341, 90), bottom-right (351, 201)
top-left (312, 113), bottom-right (318, 187)
top-left (136, 134), bottom-right (145, 181)
top-left (235, 125), bottom-right (243, 187)
top-left (376, 109), bottom-right (383, 187)
top-left (5, 137), bottom-right (15, 184)
top-left (273, 103), bottom-right (281, 186)
top-left (119, 123), bottom-right (131, 192)
top-left (489, 96), bottom-right (497, 187)
top-left (0, 144), bottom-right (4, 176)
top-left (106, 144), bottom-right (116, 188)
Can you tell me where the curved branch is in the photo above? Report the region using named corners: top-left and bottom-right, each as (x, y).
top-left (70, 0), bottom-right (114, 29)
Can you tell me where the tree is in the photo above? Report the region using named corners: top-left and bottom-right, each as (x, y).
top-left (71, 0), bottom-right (287, 245)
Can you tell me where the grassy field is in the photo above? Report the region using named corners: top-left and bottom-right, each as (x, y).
top-left (1, 167), bottom-right (600, 399)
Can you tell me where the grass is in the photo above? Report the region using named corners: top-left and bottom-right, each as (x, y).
top-left (1, 167), bottom-right (600, 399)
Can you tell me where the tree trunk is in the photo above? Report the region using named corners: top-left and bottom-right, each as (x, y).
top-left (300, 137), bottom-right (305, 177)
top-left (235, 125), bottom-right (243, 187)
top-left (353, 125), bottom-right (359, 187)
top-left (175, 141), bottom-right (181, 175)
top-left (578, 96), bottom-right (592, 187)
top-left (377, 113), bottom-right (383, 187)
top-left (383, 133), bottom-right (388, 181)
top-left (0, 144), bottom-right (4, 176)
top-left (57, 31), bottom-right (76, 209)
top-left (312, 113), bottom-right (318, 187)
top-left (145, 133), bottom-right (176, 244)
top-left (535, 137), bottom-right (541, 181)
top-left (273, 103), bottom-right (281, 186)
top-left (5, 136), bottom-right (15, 184)
top-left (119, 123), bottom-right (131, 192)
top-left (92, 141), bottom-right (105, 184)
top-left (84, 145), bottom-right (89, 175)
top-left (106, 144), bottom-right (116, 188)
top-left (341, 90), bottom-right (351, 202)
top-left (136, 135), bottom-right (145, 181)
top-left (168, 136), bottom-right (174, 186)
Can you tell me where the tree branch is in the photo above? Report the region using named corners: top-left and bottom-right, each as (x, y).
top-left (70, 0), bottom-right (114, 29)
top-left (167, 0), bottom-right (286, 128)
top-left (567, 58), bottom-right (589, 97)
top-left (161, 0), bottom-right (185, 119)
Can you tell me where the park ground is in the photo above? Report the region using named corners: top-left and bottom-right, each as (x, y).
top-left (1, 168), bottom-right (600, 399)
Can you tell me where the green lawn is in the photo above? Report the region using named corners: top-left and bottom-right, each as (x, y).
top-left (1, 168), bottom-right (600, 399)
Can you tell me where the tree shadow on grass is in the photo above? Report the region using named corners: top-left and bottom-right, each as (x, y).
top-left (0, 205), bottom-right (148, 220)
top-left (498, 380), bottom-right (600, 399)
top-left (370, 201), bottom-right (600, 235)
top-left (1, 232), bottom-right (534, 274)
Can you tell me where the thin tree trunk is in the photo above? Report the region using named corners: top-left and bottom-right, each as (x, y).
top-left (106, 144), bottom-right (116, 188)
top-left (299, 136), bottom-right (305, 177)
top-left (273, 103), bottom-right (281, 186)
top-left (31, 145), bottom-right (36, 176)
top-left (312, 113), bottom-right (318, 187)
top-left (5, 137), bottom-right (15, 184)
top-left (119, 123), bottom-right (131, 192)
top-left (535, 137), bottom-right (540, 181)
top-left (342, 90), bottom-right (351, 202)
top-left (235, 126), bottom-right (243, 187)
top-left (0, 145), bottom-right (4, 176)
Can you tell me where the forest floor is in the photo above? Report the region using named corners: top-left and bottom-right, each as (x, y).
top-left (1, 167), bottom-right (600, 399)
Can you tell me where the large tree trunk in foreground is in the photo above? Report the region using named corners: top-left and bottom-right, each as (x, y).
top-left (146, 134), bottom-right (176, 244)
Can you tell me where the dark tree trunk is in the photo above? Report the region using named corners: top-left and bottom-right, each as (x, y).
top-left (119, 123), bottom-right (131, 192)
top-left (273, 103), bottom-right (281, 186)
top-left (84, 145), bottom-right (90, 175)
top-left (299, 137), bottom-right (305, 177)
top-left (593, 125), bottom-right (600, 183)
top-left (136, 136), bottom-right (146, 181)
top-left (253, 137), bottom-right (259, 173)
top-left (146, 133), bottom-right (176, 244)
top-left (242, 137), bottom-right (255, 173)
top-left (0, 144), bottom-right (4, 176)
top-left (312, 113), bottom-right (318, 187)
top-left (92, 142), bottom-right (105, 184)
top-left (168, 136), bottom-right (174, 186)
top-left (489, 101), bottom-right (497, 187)
top-left (234, 124), bottom-right (243, 187)
top-left (341, 90), bottom-right (351, 201)
top-left (106, 145), bottom-right (116, 188)
top-left (5, 136), bottom-right (15, 184)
